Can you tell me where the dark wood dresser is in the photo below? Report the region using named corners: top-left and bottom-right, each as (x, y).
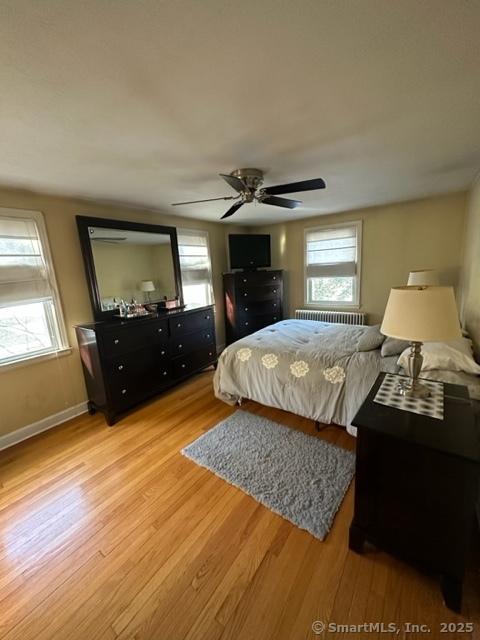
top-left (223, 270), bottom-right (283, 344)
top-left (76, 305), bottom-right (216, 425)
top-left (350, 372), bottom-right (480, 612)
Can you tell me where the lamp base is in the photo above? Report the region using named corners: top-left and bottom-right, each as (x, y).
top-left (397, 379), bottom-right (430, 399)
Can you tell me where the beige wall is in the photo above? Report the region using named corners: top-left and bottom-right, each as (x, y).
top-left (459, 177), bottom-right (480, 359)
top-left (252, 192), bottom-right (466, 325)
top-left (0, 186), bottom-right (245, 437)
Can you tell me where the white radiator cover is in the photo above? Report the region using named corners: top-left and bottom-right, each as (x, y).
top-left (295, 309), bottom-right (366, 325)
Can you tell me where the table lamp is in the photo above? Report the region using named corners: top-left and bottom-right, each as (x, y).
top-left (407, 270), bottom-right (439, 286)
top-left (141, 280), bottom-right (155, 302)
top-left (381, 286), bottom-right (461, 398)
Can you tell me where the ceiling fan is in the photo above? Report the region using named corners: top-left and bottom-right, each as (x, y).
top-left (171, 168), bottom-right (326, 219)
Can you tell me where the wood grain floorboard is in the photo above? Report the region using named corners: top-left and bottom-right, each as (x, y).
top-left (0, 370), bottom-right (478, 640)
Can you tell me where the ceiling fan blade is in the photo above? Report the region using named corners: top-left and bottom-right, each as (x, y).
top-left (219, 173), bottom-right (247, 193)
top-left (262, 196), bottom-right (302, 209)
top-left (263, 178), bottom-right (326, 196)
top-left (171, 195), bottom-right (237, 206)
top-left (221, 201), bottom-right (244, 220)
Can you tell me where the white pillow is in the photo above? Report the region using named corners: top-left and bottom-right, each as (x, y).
top-left (397, 338), bottom-right (480, 375)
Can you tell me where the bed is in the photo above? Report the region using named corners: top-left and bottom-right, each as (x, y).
top-left (213, 319), bottom-right (480, 437)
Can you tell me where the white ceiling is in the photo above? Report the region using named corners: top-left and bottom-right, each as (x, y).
top-left (1, 1), bottom-right (479, 225)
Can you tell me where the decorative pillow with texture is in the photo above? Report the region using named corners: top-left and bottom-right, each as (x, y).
top-left (356, 325), bottom-right (386, 352)
top-left (381, 336), bottom-right (410, 357)
top-left (397, 338), bottom-right (480, 375)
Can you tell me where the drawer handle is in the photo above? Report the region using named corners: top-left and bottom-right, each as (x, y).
top-left (273, 317), bottom-right (277, 321)
top-left (273, 289), bottom-right (277, 293)
top-left (273, 276), bottom-right (276, 280)
top-left (205, 315), bottom-right (210, 320)
top-left (160, 350), bottom-right (166, 356)
top-left (158, 328), bottom-right (163, 333)
top-left (273, 303), bottom-right (277, 307)
top-left (177, 323), bottom-right (182, 328)
top-left (245, 322), bottom-right (249, 326)
top-left (178, 344), bottom-right (183, 349)
top-left (244, 293), bottom-right (247, 297)
top-left (114, 339), bottom-right (119, 345)
top-left (209, 352), bottom-right (213, 357)
top-left (181, 363), bottom-right (186, 369)
top-left (244, 307), bottom-right (248, 311)
top-left (243, 278), bottom-right (247, 283)
top-left (206, 334), bottom-right (210, 339)
top-left (163, 370), bottom-right (168, 376)
top-left (121, 389), bottom-right (127, 395)
top-left (118, 364), bottom-right (124, 371)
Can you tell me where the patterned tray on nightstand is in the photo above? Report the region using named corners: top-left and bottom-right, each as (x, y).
top-left (374, 373), bottom-right (444, 420)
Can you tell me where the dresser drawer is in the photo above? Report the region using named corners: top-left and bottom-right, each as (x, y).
top-left (172, 346), bottom-right (216, 378)
top-left (237, 285), bottom-right (281, 302)
top-left (101, 319), bottom-right (168, 356)
top-left (171, 326), bottom-right (215, 356)
top-left (169, 308), bottom-right (214, 337)
top-left (106, 347), bottom-right (171, 392)
top-left (106, 345), bottom-right (169, 382)
top-left (235, 271), bottom-right (281, 286)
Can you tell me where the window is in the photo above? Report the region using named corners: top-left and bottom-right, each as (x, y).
top-left (0, 209), bottom-right (68, 366)
top-left (177, 229), bottom-right (214, 306)
top-left (304, 221), bottom-right (362, 306)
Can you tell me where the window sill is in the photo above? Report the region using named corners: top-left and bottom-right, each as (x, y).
top-left (0, 347), bottom-right (73, 373)
top-left (304, 302), bottom-right (361, 310)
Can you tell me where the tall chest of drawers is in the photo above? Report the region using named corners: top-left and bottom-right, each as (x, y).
top-left (223, 270), bottom-right (283, 344)
top-left (75, 305), bottom-right (216, 425)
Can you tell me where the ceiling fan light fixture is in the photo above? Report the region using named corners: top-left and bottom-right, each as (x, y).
top-left (171, 168), bottom-right (326, 219)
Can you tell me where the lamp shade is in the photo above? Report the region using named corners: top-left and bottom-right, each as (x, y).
top-left (140, 280), bottom-right (155, 292)
top-left (381, 286), bottom-right (461, 342)
top-left (407, 269), bottom-right (439, 286)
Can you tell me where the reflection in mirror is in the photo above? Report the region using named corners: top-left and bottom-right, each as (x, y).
top-left (88, 227), bottom-right (177, 311)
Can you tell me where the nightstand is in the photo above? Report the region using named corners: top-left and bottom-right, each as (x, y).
top-left (349, 372), bottom-right (480, 613)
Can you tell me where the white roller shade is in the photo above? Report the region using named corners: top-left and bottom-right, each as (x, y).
top-left (177, 229), bottom-right (214, 305)
top-left (305, 225), bottom-right (358, 278)
top-left (0, 216), bottom-right (51, 306)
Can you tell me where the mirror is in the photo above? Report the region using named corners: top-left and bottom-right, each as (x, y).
top-left (76, 216), bottom-right (183, 320)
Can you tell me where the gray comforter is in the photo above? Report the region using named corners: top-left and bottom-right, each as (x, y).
top-left (214, 319), bottom-right (384, 436)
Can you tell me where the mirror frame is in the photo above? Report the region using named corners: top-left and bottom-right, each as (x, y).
top-left (76, 215), bottom-right (184, 321)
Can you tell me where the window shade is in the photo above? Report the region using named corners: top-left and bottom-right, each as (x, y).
top-left (178, 230), bottom-right (212, 285)
top-left (305, 225), bottom-right (358, 278)
top-left (0, 216), bottom-right (51, 306)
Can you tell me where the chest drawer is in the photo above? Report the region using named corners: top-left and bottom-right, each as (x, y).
top-left (237, 314), bottom-right (280, 334)
top-left (101, 319), bottom-right (168, 357)
top-left (235, 271), bottom-right (282, 286)
top-left (237, 285), bottom-right (281, 302)
top-left (238, 299), bottom-right (281, 317)
top-left (169, 308), bottom-right (214, 337)
top-left (172, 346), bottom-right (216, 378)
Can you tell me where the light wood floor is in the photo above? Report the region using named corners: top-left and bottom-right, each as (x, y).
top-left (0, 370), bottom-right (478, 640)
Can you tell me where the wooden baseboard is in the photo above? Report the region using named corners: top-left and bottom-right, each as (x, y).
top-left (0, 402), bottom-right (88, 452)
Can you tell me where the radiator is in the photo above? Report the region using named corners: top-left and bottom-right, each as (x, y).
top-left (295, 309), bottom-right (366, 325)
